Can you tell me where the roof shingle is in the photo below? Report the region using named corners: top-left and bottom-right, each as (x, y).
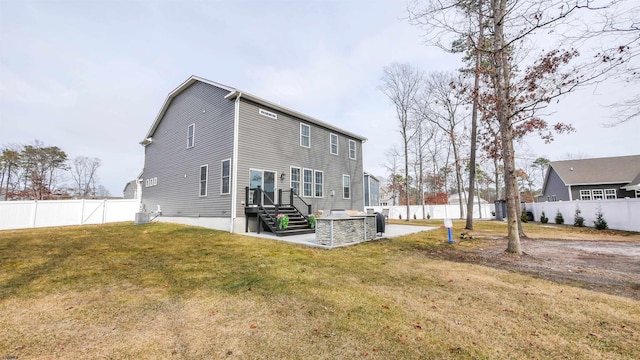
top-left (550, 155), bottom-right (640, 186)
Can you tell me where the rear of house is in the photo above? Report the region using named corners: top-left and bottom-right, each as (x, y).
top-left (140, 76), bottom-right (365, 233)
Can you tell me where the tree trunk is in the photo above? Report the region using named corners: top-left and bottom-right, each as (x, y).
top-left (419, 145), bottom-right (426, 219)
top-left (451, 133), bottom-right (464, 219)
top-left (493, 0), bottom-right (521, 255)
top-left (465, 0), bottom-right (484, 230)
top-left (404, 142), bottom-right (410, 221)
top-left (494, 157), bottom-right (500, 201)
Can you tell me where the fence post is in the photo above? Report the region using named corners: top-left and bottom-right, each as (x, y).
top-left (102, 199), bottom-right (107, 224)
top-left (30, 200), bottom-right (38, 228)
top-left (80, 199), bottom-right (85, 225)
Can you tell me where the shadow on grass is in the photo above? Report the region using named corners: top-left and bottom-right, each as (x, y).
top-left (0, 231), bottom-right (94, 301)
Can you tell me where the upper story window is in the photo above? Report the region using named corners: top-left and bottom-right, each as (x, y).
top-left (221, 159), bottom-right (231, 195)
top-left (348, 139), bottom-right (356, 160)
top-left (188, 123), bottom-right (195, 148)
top-left (330, 133), bottom-right (338, 155)
top-left (605, 189), bottom-right (616, 199)
top-left (290, 167), bottom-right (301, 195)
top-left (343, 175), bottom-right (351, 199)
top-left (199, 164), bottom-right (208, 197)
top-left (300, 123), bottom-right (310, 148)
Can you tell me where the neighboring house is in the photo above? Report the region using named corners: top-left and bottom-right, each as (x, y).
top-left (123, 179), bottom-right (141, 200)
top-left (139, 76), bottom-right (366, 234)
top-left (539, 155), bottom-right (640, 202)
top-left (379, 187), bottom-right (396, 207)
top-left (363, 172), bottom-right (380, 207)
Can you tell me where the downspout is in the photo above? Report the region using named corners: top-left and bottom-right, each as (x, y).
top-left (567, 185), bottom-right (572, 201)
top-left (230, 92), bottom-right (242, 233)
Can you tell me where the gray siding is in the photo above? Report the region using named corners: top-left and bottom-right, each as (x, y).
top-left (364, 175), bottom-right (380, 206)
top-left (141, 82), bottom-right (235, 217)
top-left (235, 99), bottom-right (364, 216)
top-left (123, 181), bottom-right (137, 199)
top-left (540, 168), bottom-right (570, 201)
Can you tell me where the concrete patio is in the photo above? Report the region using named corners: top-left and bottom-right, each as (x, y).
top-left (239, 224), bottom-right (438, 249)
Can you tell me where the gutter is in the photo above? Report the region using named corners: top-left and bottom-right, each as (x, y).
top-left (230, 92), bottom-right (242, 233)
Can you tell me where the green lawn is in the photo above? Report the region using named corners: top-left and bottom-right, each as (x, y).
top-left (1, 221), bottom-right (638, 359)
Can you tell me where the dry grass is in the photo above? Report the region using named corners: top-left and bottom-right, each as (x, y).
top-left (1, 222), bottom-right (638, 359)
top-left (391, 218), bottom-right (640, 242)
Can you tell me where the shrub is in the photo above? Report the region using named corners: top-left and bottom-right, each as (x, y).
top-left (308, 215), bottom-right (317, 229)
top-left (521, 210), bottom-right (529, 223)
top-left (574, 207), bottom-right (585, 227)
top-left (540, 211), bottom-right (549, 224)
top-left (593, 208), bottom-right (609, 230)
top-left (555, 210), bottom-right (564, 225)
top-left (276, 214), bottom-right (289, 230)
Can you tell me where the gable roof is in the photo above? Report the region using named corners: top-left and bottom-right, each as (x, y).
top-left (549, 155), bottom-right (640, 186)
top-left (142, 75), bottom-right (367, 144)
top-left (622, 170), bottom-right (640, 191)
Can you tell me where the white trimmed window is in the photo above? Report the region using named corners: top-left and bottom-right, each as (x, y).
top-left (300, 123), bottom-right (310, 148)
top-left (348, 139), bottom-right (356, 160)
top-left (579, 190), bottom-right (591, 200)
top-left (330, 133), bottom-right (338, 155)
top-left (343, 175), bottom-right (351, 199)
top-left (188, 123), bottom-right (195, 148)
top-left (290, 167), bottom-right (301, 195)
top-left (592, 189), bottom-right (604, 200)
top-left (314, 170), bottom-right (324, 197)
top-left (221, 159), bottom-right (230, 195)
top-left (303, 168), bottom-right (313, 197)
top-left (636, 190), bottom-right (640, 198)
top-left (199, 165), bottom-right (208, 197)
top-left (604, 189), bottom-right (616, 199)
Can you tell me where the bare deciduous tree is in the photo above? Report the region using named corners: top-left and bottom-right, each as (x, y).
top-left (70, 156), bottom-right (102, 199)
top-left (415, 71), bottom-right (468, 219)
top-left (379, 63), bottom-right (423, 220)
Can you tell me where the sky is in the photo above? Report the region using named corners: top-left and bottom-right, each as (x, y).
top-left (1, 0), bottom-right (638, 196)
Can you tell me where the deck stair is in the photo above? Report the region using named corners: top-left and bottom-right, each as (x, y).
top-left (258, 205), bottom-right (315, 236)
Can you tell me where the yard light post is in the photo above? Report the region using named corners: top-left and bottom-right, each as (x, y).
top-left (444, 218), bottom-right (455, 244)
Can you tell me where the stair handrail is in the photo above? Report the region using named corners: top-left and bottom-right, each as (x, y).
top-left (280, 189), bottom-right (312, 224)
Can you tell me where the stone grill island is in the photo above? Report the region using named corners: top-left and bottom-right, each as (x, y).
top-left (315, 210), bottom-right (378, 247)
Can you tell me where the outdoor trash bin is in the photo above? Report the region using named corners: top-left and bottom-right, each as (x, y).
top-left (375, 212), bottom-right (385, 235)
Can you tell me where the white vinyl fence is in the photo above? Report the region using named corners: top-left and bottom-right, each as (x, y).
top-left (0, 199), bottom-right (141, 231)
top-left (366, 204), bottom-right (495, 221)
top-left (523, 198), bottom-right (640, 232)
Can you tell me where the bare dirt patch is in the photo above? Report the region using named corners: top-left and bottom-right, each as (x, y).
top-left (432, 237), bottom-right (640, 300)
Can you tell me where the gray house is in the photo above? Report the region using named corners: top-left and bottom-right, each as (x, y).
top-left (122, 180), bottom-right (141, 200)
top-left (139, 76), bottom-right (366, 234)
top-left (539, 155), bottom-right (640, 202)
top-left (363, 172), bottom-right (380, 207)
